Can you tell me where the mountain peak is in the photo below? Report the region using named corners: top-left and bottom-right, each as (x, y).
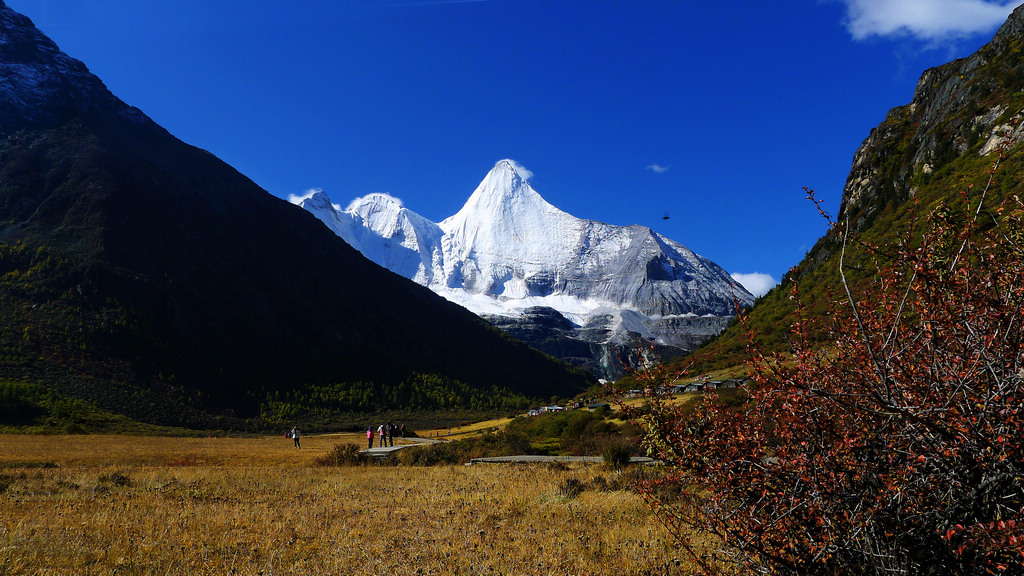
top-left (994, 3), bottom-right (1024, 43)
top-left (0, 2), bottom-right (148, 136)
top-left (447, 159), bottom-right (559, 225)
top-left (292, 189), bottom-right (337, 212)
top-left (440, 160), bottom-right (577, 265)
top-left (490, 159), bottom-right (532, 185)
top-left (346, 192), bottom-right (409, 234)
top-left (347, 192), bottom-right (403, 214)
top-left (476, 159), bottom-right (531, 200)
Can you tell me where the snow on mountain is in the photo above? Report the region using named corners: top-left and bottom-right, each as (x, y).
top-left (295, 159), bottom-right (753, 377)
top-left (438, 160), bottom-right (587, 304)
top-left (292, 189), bottom-right (443, 283)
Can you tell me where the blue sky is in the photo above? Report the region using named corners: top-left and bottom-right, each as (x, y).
top-left (7, 0), bottom-right (1024, 296)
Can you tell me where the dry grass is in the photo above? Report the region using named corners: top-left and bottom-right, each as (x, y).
top-left (419, 418), bottom-right (515, 440)
top-left (0, 434), bottom-right (696, 575)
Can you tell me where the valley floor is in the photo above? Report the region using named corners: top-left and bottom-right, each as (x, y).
top-left (0, 434), bottom-right (696, 575)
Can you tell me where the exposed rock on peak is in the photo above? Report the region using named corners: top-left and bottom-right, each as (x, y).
top-left (838, 3), bottom-right (1024, 231)
top-left (992, 4), bottom-right (1024, 46)
top-left (300, 189), bottom-right (337, 211)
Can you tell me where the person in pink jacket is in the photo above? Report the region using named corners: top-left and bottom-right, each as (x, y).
top-left (366, 426), bottom-right (374, 449)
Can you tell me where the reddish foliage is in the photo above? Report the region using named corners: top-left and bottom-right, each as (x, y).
top-left (624, 161), bottom-right (1024, 575)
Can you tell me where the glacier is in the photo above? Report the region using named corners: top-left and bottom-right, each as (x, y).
top-left (294, 159), bottom-right (753, 377)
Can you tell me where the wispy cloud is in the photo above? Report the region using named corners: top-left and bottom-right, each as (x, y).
top-left (731, 272), bottom-right (778, 298)
top-left (646, 164), bottom-right (670, 173)
top-left (288, 188), bottom-right (322, 204)
top-left (289, 188), bottom-right (343, 211)
top-left (510, 160), bottom-right (534, 181)
top-left (836, 0), bottom-right (1024, 41)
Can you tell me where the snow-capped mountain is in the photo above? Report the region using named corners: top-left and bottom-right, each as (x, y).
top-left (294, 159), bottom-right (753, 377)
top-left (296, 190), bottom-right (444, 283)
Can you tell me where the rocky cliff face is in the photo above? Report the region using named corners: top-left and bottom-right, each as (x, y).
top-left (0, 3), bottom-right (148, 135)
top-left (484, 307), bottom-right (734, 378)
top-left (839, 4), bottom-right (1024, 232)
top-left (684, 4), bottom-right (1024, 375)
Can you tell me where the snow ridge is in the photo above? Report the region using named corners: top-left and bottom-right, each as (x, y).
top-left (439, 160), bottom-right (584, 296)
top-left (295, 160), bottom-right (753, 337)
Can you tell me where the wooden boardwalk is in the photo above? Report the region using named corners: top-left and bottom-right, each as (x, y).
top-left (468, 455), bottom-right (658, 465)
top-left (360, 437), bottom-right (441, 458)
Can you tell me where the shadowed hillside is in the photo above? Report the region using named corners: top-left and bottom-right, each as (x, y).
top-left (0, 2), bottom-right (591, 430)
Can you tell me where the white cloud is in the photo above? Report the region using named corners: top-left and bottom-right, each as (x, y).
top-left (731, 272), bottom-right (778, 298)
top-left (837, 0), bottom-right (1024, 41)
top-left (646, 164), bottom-right (670, 173)
top-left (510, 160), bottom-right (534, 181)
top-left (289, 188), bottom-right (345, 211)
top-left (345, 192), bottom-right (404, 212)
top-left (288, 188), bottom-right (323, 204)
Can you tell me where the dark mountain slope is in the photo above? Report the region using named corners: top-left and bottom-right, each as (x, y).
top-left (684, 6), bottom-right (1024, 374)
top-left (0, 2), bottom-right (590, 427)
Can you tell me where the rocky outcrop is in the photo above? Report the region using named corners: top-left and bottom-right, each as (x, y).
top-left (839, 4), bottom-right (1024, 231)
top-left (484, 306), bottom-right (709, 379)
top-left (0, 2), bottom-right (148, 136)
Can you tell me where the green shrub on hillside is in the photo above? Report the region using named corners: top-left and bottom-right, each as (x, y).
top-left (395, 429), bottom-right (536, 466)
top-left (259, 373), bottom-right (534, 429)
top-left (506, 408), bottom-right (638, 457)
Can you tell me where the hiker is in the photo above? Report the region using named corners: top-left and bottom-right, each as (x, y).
top-left (377, 424), bottom-right (386, 447)
top-left (400, 424), bottom-right (405, 439)
top-left (366, 426), bottom-right (374, 449)
top-left (387, 422), bottom-right (394, 447)
top-left (291, 427), bottom-right (301, 449)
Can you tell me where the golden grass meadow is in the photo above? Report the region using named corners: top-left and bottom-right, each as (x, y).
top-left (0, 433), bottom-right (693, 575)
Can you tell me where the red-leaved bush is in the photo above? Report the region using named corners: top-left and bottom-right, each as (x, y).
top-left (625, 157), bottom-right (1024, 575)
